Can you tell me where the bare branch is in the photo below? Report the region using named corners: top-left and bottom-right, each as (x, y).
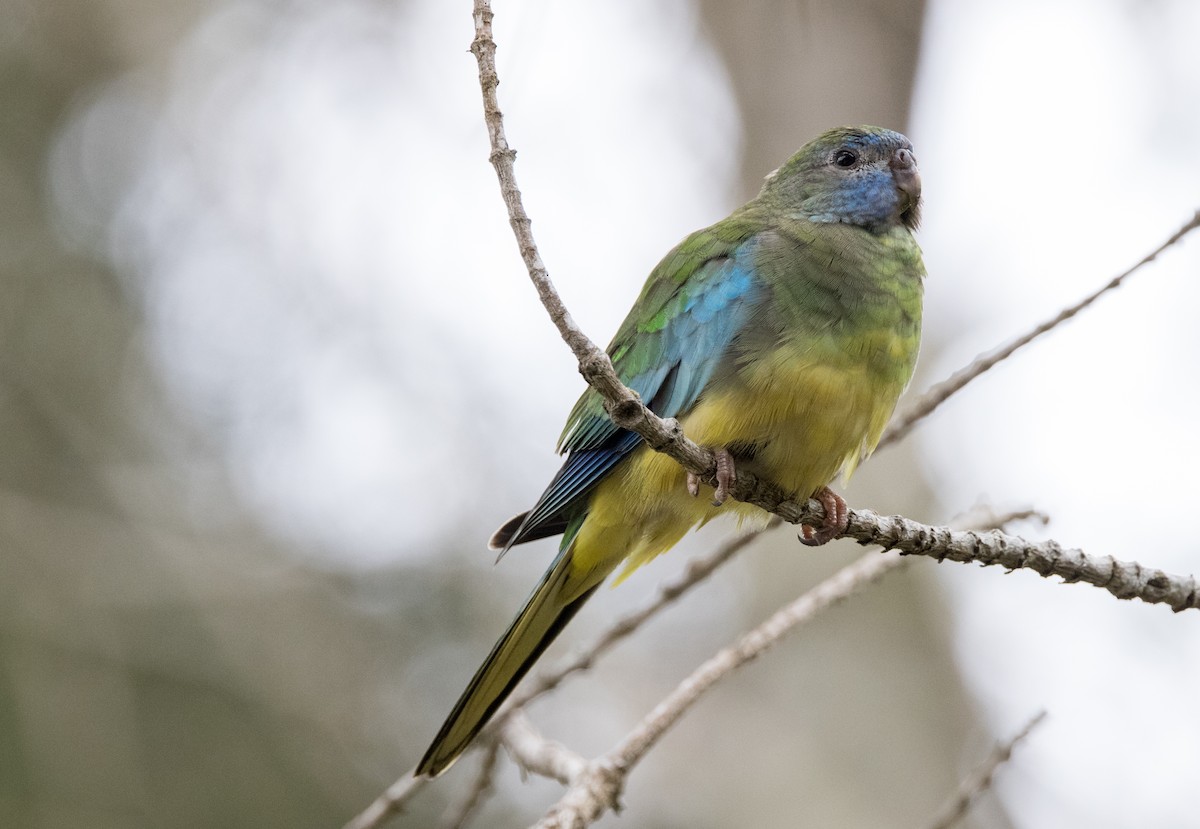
top-left (470, 4), bottom-right (578, 355)
top-left (945, 504), bottom-right (1048, 532)
top-left (348, 500), bottom-right (1171, 829)
top-left (844, 508), bottom-right (1200, 612)
top-left (528, 760), bottom-right (622, 829)
top-left (880, 209), bottom-right (1200, 449)
top-left (469, 2), bottom-right (623, 376)
top-left (925, 711), bottom-right (1048, 829)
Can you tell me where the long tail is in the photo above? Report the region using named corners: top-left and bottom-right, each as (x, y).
top-left (416, 534), bottom-right (607, 777)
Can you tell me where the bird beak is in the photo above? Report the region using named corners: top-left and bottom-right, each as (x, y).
top-left (889, 147), bottom-right (921, 229)
top-left (889, 147), bottom-right (921, 204)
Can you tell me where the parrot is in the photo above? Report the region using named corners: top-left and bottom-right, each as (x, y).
top-left (417, 125), bottom-right (925, 777)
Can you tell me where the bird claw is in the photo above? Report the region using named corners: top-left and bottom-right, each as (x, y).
top-left (685, 447), bottom-right (737, 507)
top-left (710, 447), bottom-right (736, 506)
top-left (799, 486), bottom-right (848, 546)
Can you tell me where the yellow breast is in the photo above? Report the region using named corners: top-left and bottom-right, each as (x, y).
top-left (681, 344), bottom-right (897, 497)
top-left (572, 342), bottom-right (903, 587)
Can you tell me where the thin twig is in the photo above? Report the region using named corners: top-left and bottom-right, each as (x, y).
top-left (879, 210), bottom-right (1200, 449)
top-left (945, 504), bottom-right (1048, 532)
top-left (437, 739), bottom-right (502, 829)
top-left (925, 711), bottom-right (1048, 829)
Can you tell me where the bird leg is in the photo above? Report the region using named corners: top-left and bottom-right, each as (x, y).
top-left (711, 448), bottom-right (737, 506)
top-left (686, 447), bottom-right (737, 507)
top-left (799, 486), bottom-right (848, 546)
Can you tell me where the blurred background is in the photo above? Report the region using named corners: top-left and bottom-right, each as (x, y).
top-left (3, 0), bottom-right (1199, 826)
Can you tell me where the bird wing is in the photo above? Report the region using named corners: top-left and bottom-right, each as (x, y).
top-left (499, 227), bottom-right (764, 550)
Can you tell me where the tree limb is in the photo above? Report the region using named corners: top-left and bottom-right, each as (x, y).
top-left (845, 508), bottom-right (1199, 612)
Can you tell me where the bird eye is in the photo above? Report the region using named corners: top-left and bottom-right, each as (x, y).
top-left (833, 149), bottom-right (858, 168)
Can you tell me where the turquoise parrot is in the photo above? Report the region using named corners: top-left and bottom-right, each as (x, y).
top-left (417, 125), bottom-right (925, 776)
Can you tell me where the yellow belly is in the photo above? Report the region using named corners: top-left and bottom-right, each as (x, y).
top-left (569, 346), bottom-right (899, 589)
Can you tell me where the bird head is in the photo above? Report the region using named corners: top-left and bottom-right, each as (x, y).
top-left (762, 126), bottom-right (922, 232)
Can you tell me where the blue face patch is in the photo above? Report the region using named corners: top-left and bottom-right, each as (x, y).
top-left (805, 166), bottom-right (903, 228)
top-left (764, 127), bottom-right (914, 231)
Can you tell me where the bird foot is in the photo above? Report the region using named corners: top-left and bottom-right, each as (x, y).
top-left (686, 447), bottom-right (737, 506)
top-left (799, 486), bottom-right (848, 546)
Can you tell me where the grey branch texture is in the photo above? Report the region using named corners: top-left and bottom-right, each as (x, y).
top-left (342, 5), bottom-right (1200, 829)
